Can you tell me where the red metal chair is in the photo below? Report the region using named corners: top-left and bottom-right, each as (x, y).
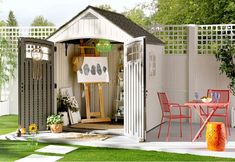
top-left (200, 89), bottom-right (230, 136)
top-left (157, 92), bottom-right (192, 141)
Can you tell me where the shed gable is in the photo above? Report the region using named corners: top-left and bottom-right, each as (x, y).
top-left (81, 12), bottom-right (98, 19)
top-left (48, 8), bottom-right (132, 43)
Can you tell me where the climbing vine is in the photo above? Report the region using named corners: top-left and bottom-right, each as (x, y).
top-left (215, 38), bottom-right (235, 95)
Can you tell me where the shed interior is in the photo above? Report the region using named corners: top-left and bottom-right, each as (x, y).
top-left (55, 38), bottom-right (125, 129)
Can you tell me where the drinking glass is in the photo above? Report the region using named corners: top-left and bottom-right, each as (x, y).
top-left (211, 92), bottom-right (215, 102)
top-left (216, 93), bottom-right (220, 103)
top-left (194, 92), bottom-right (199, 101)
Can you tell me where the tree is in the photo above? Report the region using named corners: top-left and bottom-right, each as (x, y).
top-left (123, 6), bottom-right (150, 30)
top-left (97, 4), bottom-right (115, 11)
top-left (0, 20), bottom-right (6, 27)
top-left (154, 0), bottom-right (235, 25)
top-left (0, 37), bottom-right (17, 101)
top-left (6, 10), bottom-right (18, 26)
top-left (31, 16), bottom-right (55, 26)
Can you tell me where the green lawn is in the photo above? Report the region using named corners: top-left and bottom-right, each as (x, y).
top-left (0, 140), bottom-right (233, 162)
top-left (0, 115), bottom-right (18, 135)
top-left (0, 115), bottom-right (233, 161)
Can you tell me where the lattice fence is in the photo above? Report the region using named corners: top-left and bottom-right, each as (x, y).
top-left (153, 25), bottom-right (188, 55)
top-left (197, 24), bottom-right (235, 54)
top-left (0, 27), bottom-right (56, 53)
top-left (152, 24), bottom-right (235, 55)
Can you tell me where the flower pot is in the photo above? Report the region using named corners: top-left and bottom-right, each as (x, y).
top-left (206, 122), bottom-right (226, 151)
top-left (50, 124), bottom-right (63, 133)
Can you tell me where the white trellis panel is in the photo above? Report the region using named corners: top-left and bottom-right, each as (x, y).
top-left (0, 27), bottom-right (56, 52)
top-left (153, 25), bottom-right (188, 55)
top-left (197, 24), bottom-right (235, 54)
top-left (124, 37), bottom-right (146, 142)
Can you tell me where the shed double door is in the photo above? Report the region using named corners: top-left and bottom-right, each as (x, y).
top-left (124, 37), bottom-right (146, 142)
top-left (18, 38), bottom-right (54, 130)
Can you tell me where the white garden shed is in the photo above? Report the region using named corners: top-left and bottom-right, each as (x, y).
top-left (18, 6), bottom-right (164, 142)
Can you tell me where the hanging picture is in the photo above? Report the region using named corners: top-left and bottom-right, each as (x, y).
top-left (77, 57), bottom-right (109, 83)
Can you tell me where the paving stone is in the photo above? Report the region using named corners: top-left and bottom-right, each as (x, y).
top-left (35, 145), bottom-right (78, 154)
top-left (15, 154), bottom-right (63, 162)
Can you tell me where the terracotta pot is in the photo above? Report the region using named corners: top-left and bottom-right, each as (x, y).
top-left (50, 124), bottom-right (63, 133)
top-left (206, 122), bottom-right (226, 151)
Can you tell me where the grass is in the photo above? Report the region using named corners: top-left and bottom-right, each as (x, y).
top-left (0, 115), bottom-right (18, 135)
top-left (0, 115), bottom-right (234, 161)
top-left (0, 140), bottom-right (46, 162)
top-left (0, 140), bottom-right (234, 162)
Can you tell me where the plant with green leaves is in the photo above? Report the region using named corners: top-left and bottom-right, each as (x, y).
top-left (57, 91), bottom-right (79, 113)
top-left (0, 37), bottom-right (17, 101)
top-left (46, 114), bottom-right (63, 125)
top-left (215, 38), bottom-right (235, 95)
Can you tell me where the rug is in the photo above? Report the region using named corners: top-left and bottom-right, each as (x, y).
top-left (70, 123), bottom-right (123, 130)
top-left (59, 132), bottom-right (112, 141)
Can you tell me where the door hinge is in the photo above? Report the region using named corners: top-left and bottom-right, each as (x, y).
top-left (54, 83), bottom-right (57, 89)
top-left (54, 46), bottom-right (57, 52)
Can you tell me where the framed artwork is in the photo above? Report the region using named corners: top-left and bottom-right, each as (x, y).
top-left (77, 57), bottom-right (109, 83)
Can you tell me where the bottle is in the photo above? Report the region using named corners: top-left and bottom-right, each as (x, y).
top-left (16, 129), bottom-right (21, 137)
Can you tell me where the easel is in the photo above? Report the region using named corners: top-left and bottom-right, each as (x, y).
top-left (81, 83), bottom-right (111, 123)
top-left (75, 39), bottom-right (110, 123)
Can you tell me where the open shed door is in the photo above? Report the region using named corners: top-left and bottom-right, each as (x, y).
top-left (18, 38), bottom-right (54, 130)
top-left (124, 37), bottom-right (146, 142)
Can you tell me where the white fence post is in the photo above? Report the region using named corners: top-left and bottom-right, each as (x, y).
top-left (187, 25), bottom-right (199, 123)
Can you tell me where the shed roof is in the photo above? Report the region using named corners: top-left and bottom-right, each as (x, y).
top-left (48, 6), bottom-right (164, 45)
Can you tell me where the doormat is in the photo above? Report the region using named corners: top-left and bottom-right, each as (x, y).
top-left (59, 132), bottom-right (112, 141)
top-left (70, 123), bottom-right (123, 130)
top-left (15, 154), bottom-right (63, 162)
top-left (35, 145), bottom-right (78, 154)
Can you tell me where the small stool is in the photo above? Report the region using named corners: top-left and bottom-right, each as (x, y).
top-left (206, 122), bottom-right (226, 151)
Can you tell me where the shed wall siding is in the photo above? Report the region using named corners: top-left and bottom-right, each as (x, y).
top-left (48, 9), bottom-right (133, 43)
top-left (146, 44), bottom-right (164, 131)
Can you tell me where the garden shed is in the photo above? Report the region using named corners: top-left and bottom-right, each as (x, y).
top-left (18, 6), bottom-right (164, 142)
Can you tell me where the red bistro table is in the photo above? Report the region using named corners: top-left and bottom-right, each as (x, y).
top-left (184, 101), bottom-right (229, 142)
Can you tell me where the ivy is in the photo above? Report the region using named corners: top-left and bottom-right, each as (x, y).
top-left (215, 38), bottom-right (235, 95)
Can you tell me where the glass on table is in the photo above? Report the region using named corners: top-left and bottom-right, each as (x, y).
top-left (215, 92), bottom-right (220, 103)
top-left (194, 92), bottom-right (199, 102)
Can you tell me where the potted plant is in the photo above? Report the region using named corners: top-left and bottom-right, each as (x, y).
top-left (57, 91), bottom-right (80, 125)
top-left (46, 114), bottom-right (63, 133)
top-left (57, 92), bottom-right (79, 113)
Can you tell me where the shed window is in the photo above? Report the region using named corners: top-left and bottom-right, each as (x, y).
top-left (25, 43), bottom-right (51, 61)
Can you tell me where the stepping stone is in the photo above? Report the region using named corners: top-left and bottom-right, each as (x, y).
top-left (15, 154), bottom-right (63, 162)
top-left (35, 145), bottom-right (78, 154)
